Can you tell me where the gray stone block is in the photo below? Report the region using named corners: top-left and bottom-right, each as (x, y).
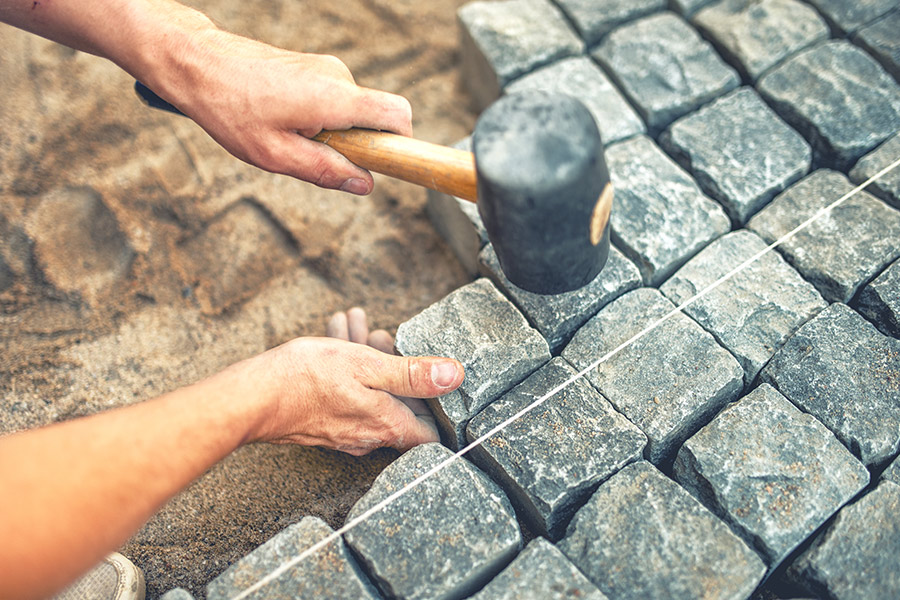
top-left (671, 0), bottom-right (717, 17)
top-left (855, 257), bottom-right (900, 338)
top-left (660, 87), bottom-right (811, 225)
top-left (561, 288), bottom-right (744, 464)
top-left (458, 0), bottom-right (585, 110)
top-left (854, 10), bottom-right (900, 82)
top-left (883, 455), bottom-right (900, 484)
top-left (504, 56), bottom-right (645, 146)
top-left (660, 230), bottom-right (827, 383)
top-left (479, 243), bottom-right (641, 353)
top-left (692, 0), bottom-right (829, 81)
top-left (344, 443), bottom-right (521, 600)
top-left (559, 461), bottom-right (766, 600)
top-left (758, 40), bottom-right (900, 170)
top-left (592, 12), bottom-right (739, 134)
top-left (604, 135), bottom-right (730, 286)
top-left (206, 517), bottom-right (380, 600)
top-left (552, 0), bottom-right (666, 46)
top-left (850, 131), bottom-right (900, 209)
top-left (674, 384), bottom-right (870, 566)
top-left (805, 0), bottom-right (898, 34)
top-left (747, 169), bottom-right (900, 303)
top-left (159, 589), bottom-right (196, 600)
top-left (470, 538), bottom-right (608, 600)
top-left (787, 481), bottom-right (900, 600)
top-left (395, 279), bottom-right (551, 449)
top-left (467, 357), bottom-right (647, 539)
top-left (760, 303), bottom-right (900, 467)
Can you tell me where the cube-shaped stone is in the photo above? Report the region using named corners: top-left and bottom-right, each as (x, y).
top-left (855, 257), bottom-right (900, 338)
top-left (458, 0), bottom-right (585, 110)
top-left (671, 0), bottom-right (717, 16)
top-left (561, 288), bottom-right (744, 464)
top-left (479, 243), bottom-right (641, 353)
top-left (661, 87), bottom-right (812, 225)
top-left (660, 230), bottom-right (827, 383)
top-left (467, 358), bottom-right (647, 539)
top-left (206, 517), bottom-right (380, 600)
top-left (395, 279), bottom-right (551, 449)
top-left (850, 132), bottom-right (900, 210)
top-left (758, 40), bottom-right (900, 170)
top-left (559, 461), bottom-right (766, 600)
top-left (747, 169), bottom-right (900, 303)
top-left (674, 384), bottom-right (870, 566)
top-left (805, 0), bottom-right (898, 34)
top-left (592, 12), bottom-right (739, 134)
top-left (854, 10), bottom-right (900, 82)
top-left (787, 481), bottom-right (900, 600)
top-left (760, 303), bottom-right (900, 467)
top-left (883, 456), bottom-right (900, 485)
top-left (552, 0), bottom-right (666, 46)
top-left (470, 538), bottom-right (608, 600)
top-left (692, 0), bottom-right (829, 81)
top-left (504, 56), bottom-right (645, 146)
top-left (344, 443), bottom-right (521, 600)
top-left (604, 136), bottom-right (731, 286)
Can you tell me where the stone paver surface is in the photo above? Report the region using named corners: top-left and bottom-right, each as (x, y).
top-left (854, 9), bottom-right (900, 82)
top-left (553, 0), bottom-right (665, 46)
top-left (850, 131), bottom-right (900, 209)
top-left (883, 456), bottom-right (900, 485)
top-left (855, 257), bottom-right (900, 338)
top-left (805, 0), bottom-right (898, 34)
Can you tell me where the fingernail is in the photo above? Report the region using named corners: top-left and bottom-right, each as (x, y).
top-left (340, 178), bottom-right (369, 195)
top-left (431, 361), bottom-right (459, 388)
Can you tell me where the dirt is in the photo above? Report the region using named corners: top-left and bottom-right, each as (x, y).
top-left (0, 1), bottom-right (477, 597)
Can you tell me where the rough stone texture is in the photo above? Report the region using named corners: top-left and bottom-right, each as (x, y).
top-left (344, 443), bottom-right (521, 600)
top-left (479, 243), bottom-right (641, 353)
top-left (559, 461), bottom-right (766, 600)
top-left (395, 278), bottom-right (551, 449)
top-left (604, 135), bottom-right (730, 286)
top-left (504, 56), bottom-right (645, 146)
top-left (561, 288), bottom-right (744, 464)
top-left (674, 384), bottom-right (870, 566)
top-left (159, 589), bottom-right (196, 600)
top-left (854, 10), bottom-right (900, 82)
top-left (469, 538), bottom-right (608, 600)
top-left (693, 0), bottom-right (829, 81)
top-left (850, 131), bottom-right (900, 209)
top-left (747, 169), bottom-right (900, 303)
top-left (805, 0), bottom-right (898, 34)
top-left (760, 303), bottom-right (900, 467)
top-left (206, 517), bottom-right (380, 600)
top-left (758, 40), bottom-right (900, 170)
top-left (592, 12), bottom-right (739, 134)
top-left (660, 87), bottom-right (812, 225)
top-left (883, 456), bottom-right (900, 484)
top-left (552, 0), bottom-right (666, 46)
top-left (671, 0), bottom-right (717, 16)
top-left (458, 0), bottom-right (585, 110)
top-left (855, 258), bottom-right (900, 338)
top-left (660, 230), bottom-right (827, 383)
top-left (787, 481), bottom-right (900, 600)
top-left (467, 358), bottom-right (647, 539)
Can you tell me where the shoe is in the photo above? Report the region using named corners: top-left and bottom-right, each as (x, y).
top-left (53, 552), bottom-right (146, 600)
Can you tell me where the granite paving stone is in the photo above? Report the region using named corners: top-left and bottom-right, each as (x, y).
top-left (660, 230), bottom-right (827, 383)
top-left (805, 0), bottom-right (898, 34)
top-left (592, 12), bottom-right (739, 134)
top-left (458, 0), bottom-right (584, 110)
top-left (758, 40), bottom-right (900, 170)
top-left (470, 538), bottom-right (608, 600)
top-left (395, 278), bottom-right (551, 449)
top-left (343, 443), bottom-right (521, 600)
top-left (849, 131), bottom-right (900, 209)
top-left (692, 0), bottom-right (829, 81)
top-left (674, 384), bottom-right (870, 566)
top-left (787, 481), bottom-right (900, 600)
top-left (747, 169), bottom-right (900, 303)
top-left (559, 461), bottom-right (766, 600)
top-left (671, 0), bottom-right (717, 16)
top-left (504, 56), bottom-right (645, 146)
top-left (883, 456), bottom-right (900, 484)
top-left (604, 135), bottom-right (731, 286)
top-left (760, 303), bottom-right (900, 467)
top-left (206, 517), bottom-right (380, 600)
top-left (854, 10), bottom-right (900, 82)
top-left (551, 0), bottom-right (665, 47)
top-left (561, 288), bottom-right (744, 464)
top-left (467, 357), bottom-right (647, 539)
top-left (855, 257), bottom-right (900, 338)
top-left (660, 87), bottom-right (811, 225)
top-left (479, 243), bottom-right (641, 353)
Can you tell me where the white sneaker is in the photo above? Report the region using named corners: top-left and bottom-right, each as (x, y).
top-left (54, 552), bottom-right (146, 600)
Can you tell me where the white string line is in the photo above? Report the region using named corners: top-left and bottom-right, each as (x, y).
top-left (233, 155), bottom-right (900, 600)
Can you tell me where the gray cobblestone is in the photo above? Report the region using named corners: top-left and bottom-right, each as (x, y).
top-left (671, 0), bottom-right (717, 17)
top-left (854, 9), bottom-right (900, 82)
top-left (855, 257), bottom-right (900, 338)
top-left (883, 456), bottom-right (900, 484)
top-left (344, 443), bottom-right (521, 600)
top-left (467, 357), bottom-right (646, 539)
top-left (561, 288), bottom-right (744, 464)
top-left (661, 87), bottom-right (811, 225)
top-left (559, 461), bottom-right (766, 600)
top-left (760, 303), bottom-right (900, 467)
top-left (805, 0), bottom-right (898, 34)
top-left (758, 40), bottom-right (900, 170)
top-left (850, 131), bottom-right (900, 210)
top-left (552, 0), bottom-right (665, 47)
top-left (747, 169), bottom-right (900, 303)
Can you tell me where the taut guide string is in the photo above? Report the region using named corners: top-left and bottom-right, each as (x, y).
top-left (232, 155), bottom-right (900, 600)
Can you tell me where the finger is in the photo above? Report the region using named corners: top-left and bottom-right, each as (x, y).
top-left (363, 354), bottom-right (465, 399)
top-left (326, 311), bottom-right (349, 340)
top-left (347, 307), bottom-right (369, 345)
top-left (385, 401), bottom-right (440, 452)
top-left (367, 329), bottom-right (394, 355)
top-left (267, 131), bottom-right (376, 194)
top-left (349, 88), bottom-right (413, 137)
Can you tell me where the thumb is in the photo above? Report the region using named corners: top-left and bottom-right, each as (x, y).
top-left (373, 355), bottom-right (465, 399)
